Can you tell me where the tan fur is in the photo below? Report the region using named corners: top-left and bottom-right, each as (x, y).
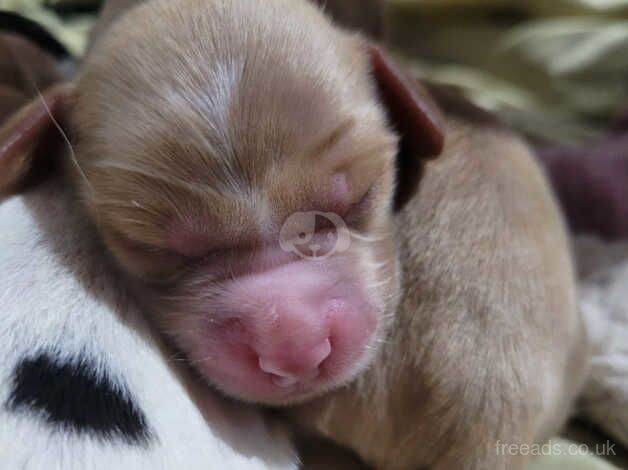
top-left (75, 0), bottom-right (391, 256)
top-left (289, 106), bottom-right (590, 469)
top-left (1, 1), bottom-right (590, 468)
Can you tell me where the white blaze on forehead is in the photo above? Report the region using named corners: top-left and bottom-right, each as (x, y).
top-left (196, 58), bottom-right (242, 138)
top-left (102, 56), bottom-right (248, 197)
top-left (161, 57), bottom-right (242, 144)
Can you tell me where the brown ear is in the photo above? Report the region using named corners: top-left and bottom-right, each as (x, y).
top-left (0, 83), bottom-right (73, 199)
top-left (368, 45), bottom-right (445, 210)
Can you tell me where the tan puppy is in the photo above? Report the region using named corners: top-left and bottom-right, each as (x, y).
top-left (288, 88), bottom-right (591, 469)
top-left (0, 1), bottom-right (588, 468)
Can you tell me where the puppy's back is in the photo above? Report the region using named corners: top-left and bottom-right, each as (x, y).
top-left (290, 97), bottom-right (590, 469)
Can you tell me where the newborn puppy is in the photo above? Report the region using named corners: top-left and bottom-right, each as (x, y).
top-left (0, 0), bottom-right (588, 468)
top-left (287, 88), bottom-right (591, 469)
top-left (33, 0), bottom-right (443, 407)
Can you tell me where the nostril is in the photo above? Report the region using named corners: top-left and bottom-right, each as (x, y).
top-left (258, 338), bottom-right (332, 383)
top-left (311, 338), bottom-right (332, 367)
top-left (258, 356), bottom-right (290, 377)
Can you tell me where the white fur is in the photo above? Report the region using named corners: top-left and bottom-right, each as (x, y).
top-left (0, 179), bottom-right (297, 470)
top-left (575, 234), bottom-right (628, 449)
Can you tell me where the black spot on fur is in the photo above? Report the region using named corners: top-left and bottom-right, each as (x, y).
top-left (6, 353), bottom-right (152, 445)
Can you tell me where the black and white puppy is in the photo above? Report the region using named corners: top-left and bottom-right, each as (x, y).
top-left (0, 175), bottom-right (297, 470)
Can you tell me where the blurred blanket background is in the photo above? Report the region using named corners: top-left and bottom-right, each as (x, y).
top-left (387, 0), bottom-right (628, 243)
top-left (388, 0), bottom-right (628, 145)
top-left (1, 0), bottom-right (628, 468)
top-left (5, 0), bottom-right (628, 144)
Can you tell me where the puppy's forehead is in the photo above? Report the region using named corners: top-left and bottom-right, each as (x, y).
top-left (75, 0), bottom-right (389, 242)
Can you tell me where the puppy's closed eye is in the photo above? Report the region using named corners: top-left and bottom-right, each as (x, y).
top-left (103, 230), bottom-right (188, 280)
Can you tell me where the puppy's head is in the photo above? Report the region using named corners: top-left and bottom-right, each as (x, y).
top-left (0, 0), bottom-right (443, 404)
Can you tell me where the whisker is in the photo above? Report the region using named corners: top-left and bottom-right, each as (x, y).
top-left (349, 231), bottom-right (388, 243)
top-left (187, 353), bottom-right (215, 365)
top-left (4, 42), bottom-right (93, 195)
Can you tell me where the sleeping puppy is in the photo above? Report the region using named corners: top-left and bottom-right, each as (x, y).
top-left (0, 0), bottom-right (589, 468)
top-left (287, 87), bottom-right (591, 469)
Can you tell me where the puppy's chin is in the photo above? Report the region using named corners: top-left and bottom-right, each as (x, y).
top-left (177, 324), bottom-right (381, 406)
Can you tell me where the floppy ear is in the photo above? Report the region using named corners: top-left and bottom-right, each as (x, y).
top-left (368, 45), bottom-right (445, 210)
top-left (0, 83), bottom-right (74, 199)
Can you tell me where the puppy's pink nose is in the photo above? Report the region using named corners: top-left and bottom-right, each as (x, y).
top-left (258, 339), bottom-right (332, 388)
